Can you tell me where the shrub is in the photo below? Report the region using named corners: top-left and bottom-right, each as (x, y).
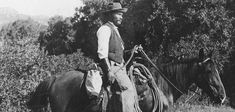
top-left (0, 19), bottom-right (93, 111)
top-left (0, 44), bottom-right (93, 111)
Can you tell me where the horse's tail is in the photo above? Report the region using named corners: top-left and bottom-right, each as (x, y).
top-left (27, 76), bottom-right (56, 111)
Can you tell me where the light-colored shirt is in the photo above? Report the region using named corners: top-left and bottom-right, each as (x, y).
top-left (97, 21), bottom-right (124, 59)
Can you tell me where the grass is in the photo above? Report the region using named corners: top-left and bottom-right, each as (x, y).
top-left (167, 103), bottom-right (235, 112)
top-left (164, 90), bottom-right (235, 112)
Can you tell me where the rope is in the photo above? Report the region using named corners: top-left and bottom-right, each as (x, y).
top-left (138, 49), bottom-right (184, 95)
top-left (130, 62), bottom-right (166, 112)
top-left (128, 65), bottom-right (144, 112)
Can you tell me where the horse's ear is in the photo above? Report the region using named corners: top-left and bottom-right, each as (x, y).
top-left (199, 48), bottom-right (204, 60)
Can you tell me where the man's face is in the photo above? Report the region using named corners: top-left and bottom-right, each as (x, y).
top-left (111, 11), bottom-right (123, 26)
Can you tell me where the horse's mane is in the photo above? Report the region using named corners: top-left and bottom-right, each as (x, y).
top-left (163, 56), bottom-right (200, 65)
top-left (160, 57), bottom-right (200, 78)
top-left (154, 56), bottom-right (201, 99)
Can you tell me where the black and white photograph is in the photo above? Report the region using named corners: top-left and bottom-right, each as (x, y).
top-left (0, 0), bottom-right (235, 112)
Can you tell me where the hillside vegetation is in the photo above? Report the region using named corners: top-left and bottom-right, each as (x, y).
top-left (0, 0), bottom-right (235, 111)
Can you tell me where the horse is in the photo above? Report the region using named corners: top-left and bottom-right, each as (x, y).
top-left (149, 49), bottom-right (226, 105)
top-left (27, 71), bottom-right (87, 112)
top-left (27, 69), bottom-right (169, 112)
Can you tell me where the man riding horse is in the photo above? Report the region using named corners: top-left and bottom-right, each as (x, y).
top-left (26, 2), bottom-right (226, 112)
top-left (95, 2), bottom-right (142, 112)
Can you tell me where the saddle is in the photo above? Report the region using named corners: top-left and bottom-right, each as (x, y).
top-left (79, 63), bottom-right (110, 112)
top-left (81, 77), bottom-right (110, 112)
top-left (81, 63), bottom-right (134, 112)
top-left (81, 62), bottom-right (162, 112)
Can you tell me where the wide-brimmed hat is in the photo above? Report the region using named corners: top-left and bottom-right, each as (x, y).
top-left (102, 2), bottom-right (128, 13)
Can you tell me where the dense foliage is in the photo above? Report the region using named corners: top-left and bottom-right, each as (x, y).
top-left (0, 0), bottom-right (235, 111)
top-left (149, 0), bottom-right (233, 67)
top-left (38, 16), bottom-right (77, 55)
top-left (0, 19), bottom-right (93, 111)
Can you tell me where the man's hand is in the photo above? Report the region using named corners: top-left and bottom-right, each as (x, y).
top-left (107, 70), bottom-right (115, 84)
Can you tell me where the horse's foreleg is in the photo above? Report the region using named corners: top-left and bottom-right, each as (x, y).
top-left (81, 101), bottom-right (101, 112)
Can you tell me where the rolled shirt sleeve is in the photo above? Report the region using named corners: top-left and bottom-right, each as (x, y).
top-left (97, 25), bottom-right (111, 59)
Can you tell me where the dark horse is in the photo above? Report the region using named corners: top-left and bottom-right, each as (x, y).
top-left (150, 49), bottom-right (226, 105)
top-left (27, 49), bottom-right (225, 112)
top-left (27, 68), bottom-right (169, 112)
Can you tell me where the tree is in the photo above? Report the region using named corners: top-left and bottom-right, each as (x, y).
top-left (39, 16), bottom-right (76, 55)
top-left (71, 0), bottom-right (110, 60)
top-left (140, 0), bottom-right (234, 69)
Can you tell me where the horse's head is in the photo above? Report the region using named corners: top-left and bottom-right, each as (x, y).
top-left (195, 49), bottom-right (226, 104)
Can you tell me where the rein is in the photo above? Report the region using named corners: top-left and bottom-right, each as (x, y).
top-left (119, 45), bottom-right (201, 102)
top-left (138, 48), bottom-right (203, 103)
top-left (137, 48), bottom-right (184, 95)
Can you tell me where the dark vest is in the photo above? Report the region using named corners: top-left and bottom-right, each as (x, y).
top-left (105, 22), bottom-right (124, 64)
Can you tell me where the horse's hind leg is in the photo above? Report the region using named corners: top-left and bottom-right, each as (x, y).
top-left (27, 76), bottom-right (56, 112)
